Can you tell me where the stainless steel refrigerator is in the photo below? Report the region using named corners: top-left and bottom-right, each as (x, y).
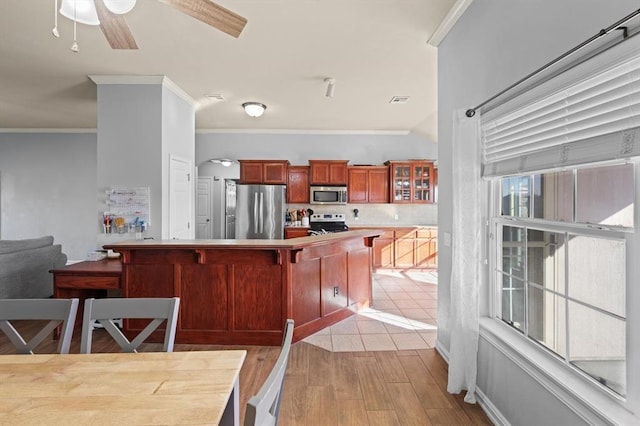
top-left (235, 184), bottom-right (286, 239)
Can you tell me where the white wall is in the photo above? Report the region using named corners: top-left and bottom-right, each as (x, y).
top-left (437, 1), bottom-right (639, 424)
top-left (96, 83), bottom-right (163, 245)
top-left (0, 130), bottom-right (434, 257)
top-left (0, 133), bottom-right (97, 260)
top-left (195, 132), bottom-right (437, 166)
top-left (161, 85), bottom-right (196, 239)
top-left (196, 132), bottom-right (439, 236)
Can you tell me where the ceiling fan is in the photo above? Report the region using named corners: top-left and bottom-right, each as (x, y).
top-left (55, 0), bottom-right (247, 50)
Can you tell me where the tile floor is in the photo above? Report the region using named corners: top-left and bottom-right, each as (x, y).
top-left (303, 269), bottom-right (438, 352)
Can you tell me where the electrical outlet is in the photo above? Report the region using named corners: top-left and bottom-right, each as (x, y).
top-left (394, 214), bottom-right (399, 221)
top-left (333, 286), bottom-right (339, 296)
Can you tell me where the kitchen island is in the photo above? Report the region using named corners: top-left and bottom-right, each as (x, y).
top-left (103, 230), bottom-right (380, 346)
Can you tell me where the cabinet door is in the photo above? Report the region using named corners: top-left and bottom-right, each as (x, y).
top-left (309, 160), bottom-right (348, 185)
top-left (309, 161), bottom-right (330, 184)
top-left (239, 161), bottom-right (263, 184)
top-left (328, 162), bottom-right (348, 185)
top-left (373, 235), bottom-right (394, 269)
top-left (415, 228), bottom-right (438, 268)
top-left (390, 163), bottom-right (412, 203)
top-left (368, 167), bottom-right (389, 203)
top-left (287, 166), bottom-right (310, 203)
top-left (263, 161), bottom-right (288, 184)
top-left (413, 163), bottom-right (433, 203)
top-left (348, 168), bottom-right (368, 203)
top-left (394, 229), bottom-right (416, 267)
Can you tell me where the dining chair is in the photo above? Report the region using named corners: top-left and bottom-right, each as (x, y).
top-left (244, 319), bottom-right (295, 426)
top-left (0, 298), bottom-right (79, 354)
top-left (80, 297), bottom-right (180, 353)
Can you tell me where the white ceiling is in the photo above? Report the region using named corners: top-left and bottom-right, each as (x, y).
top-left (0, 0), bottom-right (456, 141)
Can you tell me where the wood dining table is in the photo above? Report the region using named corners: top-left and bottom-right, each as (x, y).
top-left (0, 350), bottom-right (246, 425)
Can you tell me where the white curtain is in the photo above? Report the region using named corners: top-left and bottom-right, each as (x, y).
top-left (447, 109), bottom-right (482, 404)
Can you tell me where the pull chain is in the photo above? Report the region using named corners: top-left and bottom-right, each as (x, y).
top-left (71, 0), bottom-right (79, 52)
top-left (52, 0), bottom-right (60, 37)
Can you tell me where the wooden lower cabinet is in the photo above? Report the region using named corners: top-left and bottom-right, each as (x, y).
top-left (415, 228), bottom-right (438, 268)
top-left (372, 231), bottom-right (394, 268)
top-left (105, 230), bottom-right (379, 346)
top-left (356, 226), bottom-right (437, 269)
top-left (284, 227), bottom-right (310, 239)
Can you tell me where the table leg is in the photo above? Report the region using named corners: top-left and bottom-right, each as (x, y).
top-left (219, 375), bottom-right (240, 426)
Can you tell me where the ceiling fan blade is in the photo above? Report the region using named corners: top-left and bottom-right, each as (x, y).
top-left (94, 0), bottom-right (138, 49)
top-left (159, 0), bottom-right (247, 38)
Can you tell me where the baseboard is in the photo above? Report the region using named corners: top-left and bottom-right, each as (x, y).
top-left (434, 338), bottom-right (507, 426)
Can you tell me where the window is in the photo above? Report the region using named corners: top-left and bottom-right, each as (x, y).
top-left (493, 162), bottom-right (633, 396)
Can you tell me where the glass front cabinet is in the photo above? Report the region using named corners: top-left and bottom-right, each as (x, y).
top-left (386, 161), bottom-right (436, 203)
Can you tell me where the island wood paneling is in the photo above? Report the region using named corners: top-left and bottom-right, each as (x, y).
top-left (291, 259), bottom-right (321, 325)
top-left (347, 248), bottom-right (372, 308)
top-left (105, 230), bottom-right (381, 345)
top-left (321, 252), bottom-right (348, 317)
top-left (179, 264), bottom-right (228, 331)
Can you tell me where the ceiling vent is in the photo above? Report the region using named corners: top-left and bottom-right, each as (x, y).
top-left (205, 94), bottom-right (226, 102)
top-left (389, 96), bottom-right (410, 104)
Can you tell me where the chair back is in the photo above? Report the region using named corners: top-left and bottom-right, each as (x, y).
top-left (80, 297), bottom-right (180, 353)
top-left (244, 319), bottom-right (294, 426)
top-left (0, 298), bottom-right (79, 354)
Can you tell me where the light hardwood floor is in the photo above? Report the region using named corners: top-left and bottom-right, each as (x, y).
top-left (1, 270), bottom-right (491, 425)
top-left (0, 325), bottom-right (490, 425)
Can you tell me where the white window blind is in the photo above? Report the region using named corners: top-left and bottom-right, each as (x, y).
top-left (482, 39), bottom-right (640, 177)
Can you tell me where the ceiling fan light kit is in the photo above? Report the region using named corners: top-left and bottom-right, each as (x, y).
top-left (59, 0), bottom-right (100, 25)
top-left (102, 0), bottom-right (137, 15)
top-left (51, 0), bottom-right (247, 52)
top-left (242, 102), bottom-right (266, 118)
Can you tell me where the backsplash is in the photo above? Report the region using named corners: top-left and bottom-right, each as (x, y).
top-left (287, 203), bottom-right (437, 226)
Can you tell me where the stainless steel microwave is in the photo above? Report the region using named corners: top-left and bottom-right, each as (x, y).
top-left (310, 186), bottom-right (348, 205)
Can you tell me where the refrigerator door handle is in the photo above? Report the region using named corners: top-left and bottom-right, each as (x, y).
top-left (253, 192), bottom-right (259, 234)
top-left (259, 192), bottom-right (264, 233)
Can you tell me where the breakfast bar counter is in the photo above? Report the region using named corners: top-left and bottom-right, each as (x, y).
top-left (103, 230), bottom-right (380, 345)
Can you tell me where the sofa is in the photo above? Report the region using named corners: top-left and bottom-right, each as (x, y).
top-left (0, 236), bottom-right (68, 299)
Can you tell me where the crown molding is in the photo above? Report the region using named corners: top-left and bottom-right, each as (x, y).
top-left (427, 0), bottom-right (473, 47)
top-left (196, 129), bottom-right (411, 136)
top-left (0, 128), bottom-right (97, 133)
top-left (88, 75), bottom-right (195, 106)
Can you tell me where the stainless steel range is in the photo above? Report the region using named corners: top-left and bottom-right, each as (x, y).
top-left (308, 213), bottom-right (349, 235)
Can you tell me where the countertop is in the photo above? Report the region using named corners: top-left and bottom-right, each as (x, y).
top-left (103, 229), bottom-right (383, 251)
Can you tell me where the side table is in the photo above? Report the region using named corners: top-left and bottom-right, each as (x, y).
top-left (50, 259), bottom-right (122, 334)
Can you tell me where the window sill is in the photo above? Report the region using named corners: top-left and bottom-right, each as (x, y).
top-left (479, 318), bottom-right (638, 426)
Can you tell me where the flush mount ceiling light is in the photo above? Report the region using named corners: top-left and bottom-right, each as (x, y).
top-left (209, 159), bottom-right (236, 167)
top-left (242, 102), bottom-right (266, 118)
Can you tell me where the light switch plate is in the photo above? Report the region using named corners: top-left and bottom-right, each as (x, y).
top-left (444, 232), bottom-right (452, 247)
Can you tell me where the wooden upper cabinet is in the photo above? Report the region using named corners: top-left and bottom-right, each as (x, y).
top-left (368, 166), bottom-right (390, 203)
top-left (386, 160), bottom-right (435, 204)
top-left (347, 166), bottom-right (389, 203)
top-left (239, 160), bottom-right (289, 184)
top-left (347, 168), bottom-right (368, 203)
top-left (287, 166), bottom-right (310, 203)
top-left (309, 160), bottom-right (349, 185)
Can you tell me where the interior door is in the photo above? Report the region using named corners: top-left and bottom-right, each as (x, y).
top-left (169, 155), bottom-right (193, 240)
top-left (196, 177), bottom-right (213, 239)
